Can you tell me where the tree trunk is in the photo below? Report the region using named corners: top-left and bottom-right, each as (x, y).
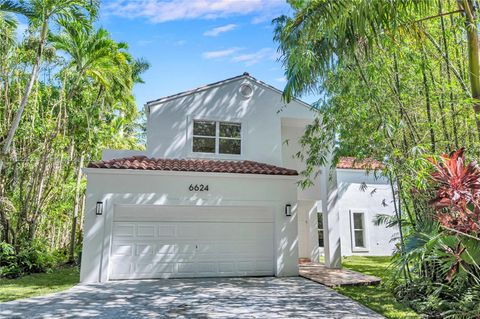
top-left (460, 0), bottom-right (480, 137)
top-left (440, 0), bottom-right (459, 148)
top-left (421, 48), bottom-right (436, 152)
top-left (0, 18), bottom-right (49, 174)
top-left (69, 154), bottom-right (84, 263)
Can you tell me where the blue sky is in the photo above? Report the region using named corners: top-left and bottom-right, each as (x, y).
top-left (98, 0), bottom-right (315, 108)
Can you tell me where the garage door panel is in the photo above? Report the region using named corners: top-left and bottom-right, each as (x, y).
top-left (256, 260), bottom-right (274, 271)
top-left (196, 262), bottom-right (217, 273)
top-left (109, 258), bottom-right (132, 275)
top-left (218, 262), bottom-right (235, 273)
top-left (176, 243), bottom-right (197, 254)
top-left (109, 206), bottom-right (275, 280)
top-left (156, 243), bottom-right (177, 254)
top-left (136, 244), bottom-right (154, 256)
top-left (176, 224), bottom-right (199, 238)
top-left (158, 225), bottom-right (176, 237)
top-left (136, 225), bottom-right (156, 237)
top-left (237, 261), bottom-right (255, 272)
top-left (135, 262), bottom-right (175, 274)
top-left (113, 224), bottom-right (135, 237)
top-left (111, 243), bottom-right (134, 256)
top-left (177, 262), bottom-right (198, 273)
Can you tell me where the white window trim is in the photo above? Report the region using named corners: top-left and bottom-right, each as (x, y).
top-left (317, 212), bottom-right (324, 248)
top-left (349, 209), bottom-right (369, 252)
top-left (187, 116), bottom-right (245, 159)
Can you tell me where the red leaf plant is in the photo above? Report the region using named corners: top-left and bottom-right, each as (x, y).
top-left (428, 148), bottom-right (480, 234)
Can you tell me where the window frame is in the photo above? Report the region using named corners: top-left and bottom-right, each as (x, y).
top-left (189, 117), bottom-right (244, 158)
top-left (317, 212), bottom-right (324, 248)
top-left (349, 210), bottom-right (369, 252)
top-left (191, 120), bottom-right (217, 154)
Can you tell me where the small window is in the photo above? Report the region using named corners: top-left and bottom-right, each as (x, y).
top-left (317, 212), bottom-right (324, 247)
top-left (352, 212), bottom-right (366, 249)
top-left (192, 120), bottom-right (216, 153)
top-left (192, 120), bottom-right (241, 155)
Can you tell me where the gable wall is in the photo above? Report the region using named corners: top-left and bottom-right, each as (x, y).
top-left (146, 77), bottom-right (314, 166)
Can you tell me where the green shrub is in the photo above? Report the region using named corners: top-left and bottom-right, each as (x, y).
top-left (0, 242), bottom-right (21, 278)
top-left (0, 241), bottom-right (67, 278)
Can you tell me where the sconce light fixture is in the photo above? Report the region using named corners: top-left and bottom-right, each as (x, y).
top-left (96, 201), bottom-right (103, 215)
top-left (285, 204), bottom-right (292, 217)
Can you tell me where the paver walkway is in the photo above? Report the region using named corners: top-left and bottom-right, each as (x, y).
top-left (0, 277), bottom-right (384, 319)
top-left (300, 263), bottom-right (381, 287)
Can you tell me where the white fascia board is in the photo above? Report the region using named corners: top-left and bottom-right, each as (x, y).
top-left (336, 168), bottom-right (385, 174)
top-left (145, 75), bottom-right (246, 107)
top-left (82, 168), bottom-right (299, 181)
top-left (336, 168), bottom-right (369, 172)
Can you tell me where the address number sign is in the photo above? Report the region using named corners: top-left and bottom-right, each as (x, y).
top-left (188, 184), bottom-right (209, 191)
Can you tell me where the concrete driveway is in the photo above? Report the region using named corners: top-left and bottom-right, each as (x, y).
top-left (0, 277), bottom-right (383, 319)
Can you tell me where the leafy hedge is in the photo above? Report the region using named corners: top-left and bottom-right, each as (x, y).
top-left (0, 241), bottom-right (68, 278)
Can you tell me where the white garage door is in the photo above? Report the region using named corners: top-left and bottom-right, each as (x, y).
top-left (109, 205), bottom-right (275, 280)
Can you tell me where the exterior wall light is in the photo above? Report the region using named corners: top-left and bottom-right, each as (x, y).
top-left (96, 201), bottom-right (103, 216)
top-left (285, 204), bottom-right (292, 217)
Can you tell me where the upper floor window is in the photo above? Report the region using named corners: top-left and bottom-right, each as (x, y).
top-left (192, 120), bottom-right (241, 155)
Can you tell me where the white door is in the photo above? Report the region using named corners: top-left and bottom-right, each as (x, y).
top-left (109, 205), bottom-right (275, 280)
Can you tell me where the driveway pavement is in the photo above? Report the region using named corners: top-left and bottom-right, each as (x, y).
top-left (0, 277), bottom-right (384, 319)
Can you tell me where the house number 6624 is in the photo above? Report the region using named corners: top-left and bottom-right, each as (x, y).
top-left (189, 184), bottom-right (209, 191)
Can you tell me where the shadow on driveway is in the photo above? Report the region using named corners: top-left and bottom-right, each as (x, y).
top-left (0, 277), bottom-right (384, 318)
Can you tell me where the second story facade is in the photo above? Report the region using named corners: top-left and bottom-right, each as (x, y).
top-left (144, 73), bottom-right (315, 166)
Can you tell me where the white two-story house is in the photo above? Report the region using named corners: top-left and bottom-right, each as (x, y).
top-left (80, 73), bottom-right (397, 283)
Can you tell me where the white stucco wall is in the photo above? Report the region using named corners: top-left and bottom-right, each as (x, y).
top-left (146, 77), bottom-right (314, 166)
top-left (336, 169), bottom-right (398, 256)
top-left (102, 150), bottom-right (146, 161)
top-left (80, 169), bottom-right (299, 283)
top-left (297, 200), bottom-right (320, 261)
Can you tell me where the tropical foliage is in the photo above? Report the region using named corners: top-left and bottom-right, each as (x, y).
top-left (0, 0), bottom-right (147, 277)
top-left (275, 0), bottom-right (480, 317)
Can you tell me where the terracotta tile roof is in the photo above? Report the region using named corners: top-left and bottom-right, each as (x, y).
top-left (336, 157), bottom-right (383, 170)
top-left (88, 156), bottom-right (298, 176)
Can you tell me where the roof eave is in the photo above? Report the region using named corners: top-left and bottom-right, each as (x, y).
top-left (82, 167), bottom-right (299, 179)
top-left (145, 74), bottom-right (313, 110)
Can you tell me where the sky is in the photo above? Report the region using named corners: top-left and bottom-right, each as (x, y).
top-left (97, 0), bottom-right (316, 109)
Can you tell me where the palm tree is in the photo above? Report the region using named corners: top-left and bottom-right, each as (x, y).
top-left (51, 20), bottom-right (130, 98)
top-left (51, 20), bottom-right (149, 262)
top-left (0, 0), bottom-right (27, 26)
top-left (274, 0), bottom-right (480, 136)
top-left (0, 0), bottom-right (99, 173)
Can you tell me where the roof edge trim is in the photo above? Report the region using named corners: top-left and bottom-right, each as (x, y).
top-left (145, 74), bottom-right (313, 110)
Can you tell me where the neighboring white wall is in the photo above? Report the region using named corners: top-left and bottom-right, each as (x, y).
top-left (80, 169), bottom-right (299, 283)
top-left (336, 169), bottom-right (398, 256)
top-left (102, 150), bottom-right (146, 161)
top-left (146, 77), bottom-right (314, 166)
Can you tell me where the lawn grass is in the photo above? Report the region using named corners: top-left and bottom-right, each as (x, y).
top-left (335, 256), bottom-right (419, 319)
top-left (0, 266), bottom-right (79, 302)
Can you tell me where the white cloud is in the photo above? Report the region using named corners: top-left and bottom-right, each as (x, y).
top-left (174, 40), bottom-right (187, 46)
top-left (105, 0), bottom-right (286, 23)
top-left (275, 76), bottom-right (287, 83)
top-left (203, 24), bottom-right (237, 37)
top-left (232, 48), bottom-right (275, 66)
top-left (137, 39), bottom-right (154, 46)
top-left (202, 47), bottom-right (241, 59)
